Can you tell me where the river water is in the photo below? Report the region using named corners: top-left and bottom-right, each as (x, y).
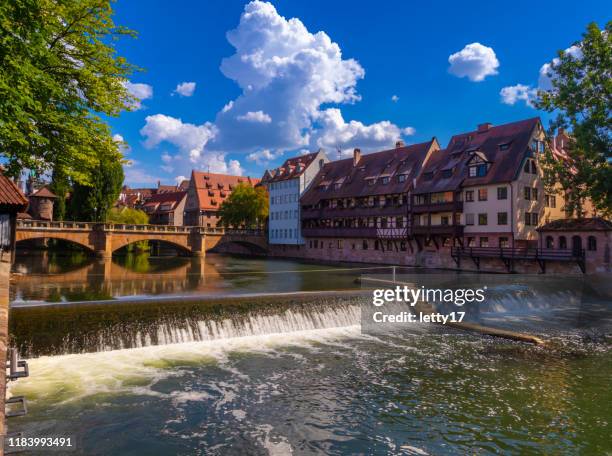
top-left (7, 251), bottom-right (612, 455)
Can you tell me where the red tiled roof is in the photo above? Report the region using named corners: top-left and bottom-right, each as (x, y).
top-left (30, 186), bottom-right (57, 198)
top-left (537, 218), bottom-right (612, 232)
top-left (414, 117), bottom-right (540, 195)
top-left (0, 173), bottom-right (28, 209)
top-left (142, 190), bottom-right (186, 209)
top-left (268, 151), bottom-right (320, 182)
top-left (190, 171), bottom-right (260, 210)
top-left (301, 140), bottom-right (437, 206)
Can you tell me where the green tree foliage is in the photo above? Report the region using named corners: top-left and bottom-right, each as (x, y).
top-left (68, 156), bottom-right (124, 221)
top-left (0, 0), bottom-right (137, 183)
top-left (536, 21), bottom-right (611, 217)
top-left (217, 184), bottom-right (268, 229)
top-left (106, 206), bottom-right (149, 224)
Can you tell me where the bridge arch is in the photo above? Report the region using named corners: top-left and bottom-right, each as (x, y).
top-left (111, 238), bottom-right (193, 256)
top-left (15, 233), bottom-right (96, 254)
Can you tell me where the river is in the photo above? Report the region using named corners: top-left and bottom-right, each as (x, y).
top-left (6, 251), bottom-right (612, 455)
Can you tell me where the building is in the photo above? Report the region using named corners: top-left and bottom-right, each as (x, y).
top-left (184, 171), bottom-right (260, 227)
top-left (299, 140), bottom-right (439, 262)
top-left (538, 218), bottom-right (611, 273)
top-left (141, 191), bottom-right (187, 226)
top-left (27, 187), bottom-right (57, 221)
top-left (412, 118), bottom-right (566, 250)
top-left (267, 150), bottom-right (328, 245)
top-left (0, 171), bottom-right (28, 261)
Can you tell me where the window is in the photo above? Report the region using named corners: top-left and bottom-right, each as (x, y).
top-left (524, 160), bottom-right (531, 173)
top-left (499, 143), bottom-right (510, 151)
top-left (337, 240), bottom-right (343, 249)
top-left (469, 166), bottom-right (477, 177)
top-left (532, 188), bottom-right (538, 201)
top-left (367, 178), bottom-right (375, 186)
top-left (532, 212), bottom-right (539, 226)
top-left (499, 237), bottom-right (509, 248)
top-left (477, 164), bottom-right (487, 177)
top-left (441, 216), bottom-right (449, 226)
top-left (559, 236), bottom-right (567, 249)
top-left (588, 236), bottom-right (597, 251)
top-left (524, 187), bottom-right (531, 200)
top-left (546, 236), bottom-right (554, 248)
top-left (545, 194), bottom-right (557, 208)
top-left (382, 176), bottom-right (390, 184)
top-left (423, 172), bottom-right (433, 181)
top-left (497, 212), bottom-right (508, 225)
top-left (478, 213), bottom-right (488, 225)
top-left (480, 237), bottom-right (489, 247)
top-left (465, 214), bottom-right (474, 225)
top-left (531, 161), bottom-right (537, 174)
top-left (398, 174), bottom-right (406, 183)
top-left (497, 187), bottom-right (507, 200)
top-left (525, 212), bottom-right (531, 226)
top-left (465, 190), bottom-right (474, 202)
top-left (374, 240), bottom-right (380, 250)
top-left (362, 240), bottom-right (368, 250)
top-left (531, 139), bottom-right (538, 151)
top-left (467, 237), bottom-right (475, 247)
top-left (442, 169), bottom-right (452, 179)
top-left (478, 188), bottom-right (488, 201)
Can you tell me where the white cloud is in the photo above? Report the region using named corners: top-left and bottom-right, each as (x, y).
top-left (140, 114), bottom-right (242, 175)
top-left (500, 84), bottom-right (537, 107)
top-left (237, 110), bottom-right (272, 123)
top-left (500, 44), bottom-right (583, 109)
top-left (247, 149), bottom-right (283, 165)
top-left (123, 166), bottom-right (162, 185)
top-left (124, 81), bottom-right (153, 109)
top-left (538, 45), bottom-right (582, 91)
top-left (139, 1), bottom-right (410, 175)
top-left (175, 175), bottom-right (188, 185)
top-left (112, 134), bottom-right (124, 142)
top-left (112, 133), bottom-right (131, 153)
top-left (310, 108), bottom-right (414, 155)
top-left (173, 81), bottom-right (197, 97)
top-left (448, 43), bottom-right (499, 82)
top-left (391, 95), bottom-right (399, 102)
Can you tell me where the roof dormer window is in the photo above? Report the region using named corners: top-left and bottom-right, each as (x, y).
top-left (442, 169), bottom-right (453, 179)
top-left (468, 164), bottom-right (488, 178)
top-left (423, 172), bottom-right (433, 181)
top-left (499, 142), bottom-right (510, 151)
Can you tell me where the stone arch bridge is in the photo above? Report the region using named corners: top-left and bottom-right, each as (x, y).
top-left (16, 220), bottom-right (268, 257)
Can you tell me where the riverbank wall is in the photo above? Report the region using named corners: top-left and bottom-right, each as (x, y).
top-left (0, 259), bottom-right (9, 453)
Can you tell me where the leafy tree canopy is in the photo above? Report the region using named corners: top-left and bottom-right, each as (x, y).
top-left (536, 21), bottom-right (611, 217)
top-left (0, 0), bottom-right (137, 183)
top-left (217, 183), bottom-right (268, 229)
top-left (107, 206), bottom-right (149, 224)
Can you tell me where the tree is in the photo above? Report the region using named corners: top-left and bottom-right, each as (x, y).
top-left (217, 184), bottom-right (268, 229)
top-left (68, 155), bottom-right (124, 221)
top-left (106, 206), bottom-right (149, 224)
top-left (536, 21), bottom-right (612, 217)
top-left (0, 0), bottom-right (137, 183)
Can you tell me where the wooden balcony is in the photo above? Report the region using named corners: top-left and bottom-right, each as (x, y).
top-left (411, 201), bottom-right (463, 214)
top-left (302, 227), bottom-right (378, 238)
top-left (301, 204), bottom-right (408, 220)
top-left (411, 224), bottom-right (464, 237)
top-left (450, 247), bottom-right (586, 273)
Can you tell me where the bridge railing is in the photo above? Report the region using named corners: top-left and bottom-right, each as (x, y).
top-left (16, 220), bottom-right (265, 237)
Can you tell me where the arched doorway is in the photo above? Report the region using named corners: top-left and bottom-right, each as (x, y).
top-left (572, 235), bottom-right (582, 256)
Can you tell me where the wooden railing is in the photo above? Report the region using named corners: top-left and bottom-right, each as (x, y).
top-left (451, 246), bottom-right (585, 262)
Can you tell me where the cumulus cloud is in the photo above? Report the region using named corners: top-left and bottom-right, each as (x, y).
top-left (173, 81), bottom-right (197, 97)
top-left (391, 95), bottom-right (399, 102)
top-left (112, 133), bottom-right (131, 154)
top-left (237, 110), bottom-right (272, 123)
top-left (310, 108), bottom-right (413, 156)
top-left (500, 84), bottom-right (537, 107)
top-left (448, 43), bottom-right (499, 82)
top-left (124, 81), bottom-right (153, 109)
top-left (138, 1), bottom-right (412, 177)
top-left (247, 149), bottom-right (283, 165)
top-left (140, 114), bottom-right (242, 175)
top-left (501, 44), bottom-right (583, 109)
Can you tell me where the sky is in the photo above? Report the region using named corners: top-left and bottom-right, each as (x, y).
top-left (109, 0), bottom-right (610, 186)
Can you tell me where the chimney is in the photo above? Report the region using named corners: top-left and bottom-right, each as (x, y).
top-left (477, 122), bottom-right (493, 133)
top-left (353, 148), bottom-right (361, 166)
top-left (157, 180), bottom-right (161, 188)
top-left (395, 140), bottom-right (405, 148)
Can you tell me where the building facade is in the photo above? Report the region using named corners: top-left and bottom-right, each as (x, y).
top-left (298, 140), bottom-right (439, 262)
top-left (142, 191), bottom-right (187, 226)
top-left (267, 151), bottom-right (327, 245)
top-left (184, 171), bottom-right (260, 227)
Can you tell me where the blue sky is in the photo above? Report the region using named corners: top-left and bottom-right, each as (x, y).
top-left (110, 0), bottom-right (610, 186)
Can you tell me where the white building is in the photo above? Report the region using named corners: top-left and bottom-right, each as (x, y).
top-left (265, 150), bottom-right (327, 245)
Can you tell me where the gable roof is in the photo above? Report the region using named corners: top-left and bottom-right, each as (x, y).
top-left (301, 140), bottom-right (438, 206)
top-left (414, 117), bottom-right (540, 194)
top-left (537, 217), bottom-right (612, 232)
top-left (0, 173), bottom-right (28, 209)
top-left (30, 186), bottom-right (57, 198)
top-left (189, 171), bottom-right (260, 211)
top-left (267, 151), bottom-right (321, 182)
